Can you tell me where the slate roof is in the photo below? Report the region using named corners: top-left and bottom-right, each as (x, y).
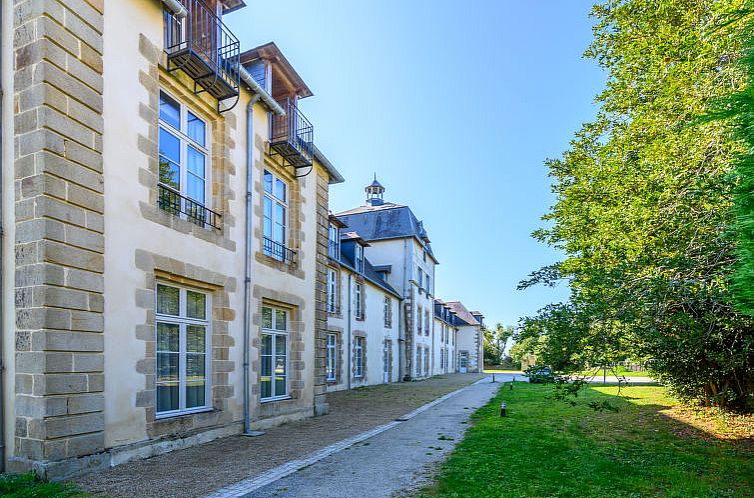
top-left (337, 246), bottom-right (401, 299)
top-left (334, 203), bottom-right (437, 263)
top-left (445, 301), bottom-right (480, 327)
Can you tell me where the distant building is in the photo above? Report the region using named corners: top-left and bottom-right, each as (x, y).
top-left (445, 302), bottom-right (485, 373)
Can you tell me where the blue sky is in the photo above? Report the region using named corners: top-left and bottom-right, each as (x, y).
top-left (226, 1), bottom-right (605, 328)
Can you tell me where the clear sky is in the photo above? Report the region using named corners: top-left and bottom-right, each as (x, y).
top-left (225, 1), bottom-right (605, 328)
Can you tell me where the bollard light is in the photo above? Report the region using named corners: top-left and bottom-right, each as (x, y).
top-left (500, 402), bottom-right (507, 417)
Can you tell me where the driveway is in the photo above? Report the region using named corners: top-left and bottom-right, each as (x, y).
top-left (220, 377), bottom-right (502, 498)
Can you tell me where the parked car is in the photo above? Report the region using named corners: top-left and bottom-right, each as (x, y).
top-left (526, 365), bottom-right (555, 383)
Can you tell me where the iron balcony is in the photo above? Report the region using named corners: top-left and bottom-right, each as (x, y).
top-left (269, 98), bottom-right (314, 171)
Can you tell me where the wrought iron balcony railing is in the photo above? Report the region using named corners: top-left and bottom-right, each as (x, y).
top-left (158, 183), bottom-right (222, 230)
top-left (263, 236), bottom-right (297, 264)
top-left (164, 0), bottom-right (240, 104)
top-left (269, 98), bottom-right (314, 170)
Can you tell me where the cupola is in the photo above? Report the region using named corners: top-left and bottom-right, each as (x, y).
top-left (365, 174), bottom-right (385, 206)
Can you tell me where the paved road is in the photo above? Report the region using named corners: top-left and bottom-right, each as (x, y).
top-left (240, 376), bottom-right (503, 498)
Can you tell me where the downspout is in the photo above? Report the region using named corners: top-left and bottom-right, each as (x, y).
top-left (0, 1), bottom-right (5, 472)
top-left (242, 94), bottom-right (260, 436)
top-left (347, 273), bottom-right (352, 390)
top-left (400, 238), bottom-right (408, 381)
top-left (161, 0), bottom-right (187, 18)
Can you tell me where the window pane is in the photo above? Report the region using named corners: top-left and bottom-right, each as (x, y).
top-left (275, 310), bottom-right (287, 331)
top-left (159, 158), bottom-right (180, 190)
top-left (264, 170), bottom-right (273, 193)
top-left (186, 325), bottom-right (206, 352)
top-left (159, 127), bottom-right (180, 163)
top-left (275, 333), bottom-right (286, 354)
top-left (159, 91), bottom-right (180, 129)
top-left (187, 146), bottom-right (205, 178)
top-left (157, 352), bottom-right (179, 382)
top-left (186, 382), bottom-right (205, 409)
top-left (262, 307), bottom-right (273, 330)
top-left (156, 285), bottom-right (180, 316)
top-left (274, 203), bottom-right (285, 227)
top-left (274, 178), bottom-right (286, 202)
top-left (157, 383), bottom-right (179, 413)
top-left (260, 336), bottom-right (272, 398)
top-left (186, 352), bottom-right (206, 408)
top-left (187, 112), bottom-right (206, 147)
top-left (157, 322), bottom-right (179, 351)
top-left (274, 222), bottom-right (285, 245)
top-left (261, 333), bottom-right (272, 356)
top-left (186, 291), bottom-right (206, 320)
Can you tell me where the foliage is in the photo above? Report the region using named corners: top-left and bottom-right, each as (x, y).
top-left (419, 384), bottom-right (754, 498)
top-left (519, 0), bottom-right (754, 409)
top-left (482, 323), bottom-right (513, 365)
top-left (524, 365), bottom-right (556, 384)
top-left (0, 473), bottom-right (91, 498)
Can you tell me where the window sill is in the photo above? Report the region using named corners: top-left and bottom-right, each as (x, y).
top-left (155, 406), bottom-right (213, 420)
top-left (261, 395), bottom-right (292, 404)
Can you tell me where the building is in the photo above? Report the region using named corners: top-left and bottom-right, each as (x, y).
top-left (324, 222), bottom-right (402, 390)
top-left (433, 300), bottom-right (459, 375)
top-left (336, 179), bottom-right (438, 381)
top-left (1, 0), bottom-right (344, 477)
top-left (445, 302), bottom-right (486, 373)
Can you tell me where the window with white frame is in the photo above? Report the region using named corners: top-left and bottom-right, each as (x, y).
top-left (383, 296), bottom-right (392, 328)
top-left (417, 306), bottom-right (422, 335)
top-left (354, 337), bottom-right (364, 378)
top-left (327, 268), bottom-right (338, 313)
top-left (424, 346), bottom-right (430, 375)
top-left (355, 283), bottom-right (364, 319)
top-left (417, 267), bottom-right (423, 292)
top-left (156, 283), bottom-right (210, 417)
top-left (260, 305), bottom-right (289, 400)
top-left (426, 275), bottom-right (431, 294)
top-left (415, 347), bottom-right (422, 376)
top-left (326, 333), bottom-right (337, 381)
top-left (355, 244), bottom-right (364, 273)
top-left (263, 170), bottom-right (289, 261)
top-left (158, 91), bottom-right (210, 221)
top-left (328, 223), bottom-right (340, 259)
top-left (425, 311), bottom-right (431, 336)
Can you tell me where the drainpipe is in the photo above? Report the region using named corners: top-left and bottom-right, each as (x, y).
top-left (242, 95), bottom-right (260, 436)
top-left (161, 0), bottom-right (187, 17)
top-left (0, 2), bottom-right (5, 472)
top-left (400, 238), bottom-right (408, 381)
top-left (346, 273), bottom-right (352, 390)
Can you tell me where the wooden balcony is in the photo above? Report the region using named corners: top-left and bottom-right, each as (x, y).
top-left (269, 98), bottom-right (314, 171)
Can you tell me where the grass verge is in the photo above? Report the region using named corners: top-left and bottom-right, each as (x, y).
top-left (420, 383), bottom-right (754, 498)
top-left (0, 472), bottom-right (94, 497)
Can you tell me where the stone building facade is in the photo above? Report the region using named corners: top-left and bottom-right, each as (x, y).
top-left (1, 0), bottom-right (343, 477)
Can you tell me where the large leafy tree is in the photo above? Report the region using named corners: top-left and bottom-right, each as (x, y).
top-left (520, 0), bottom-right (754, 409)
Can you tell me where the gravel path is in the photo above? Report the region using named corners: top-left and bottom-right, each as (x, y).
top-left (74, 373), bottom-right (486, 498)
top-left (238, 377), bottom-right (501, 498)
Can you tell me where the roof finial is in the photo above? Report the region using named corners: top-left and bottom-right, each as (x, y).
top-left (365, 175), bottom-right (385, 206)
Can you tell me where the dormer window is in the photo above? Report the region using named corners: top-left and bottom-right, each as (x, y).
top-left (328, 223), bottom-right (340, 259)
top-left (355, 244), bottom-right (364, 273)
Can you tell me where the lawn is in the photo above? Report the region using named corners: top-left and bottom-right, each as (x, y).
top-left (420, 383), bottom-right (754, 498)
top-left (0, 473), bottom-right (94, 497)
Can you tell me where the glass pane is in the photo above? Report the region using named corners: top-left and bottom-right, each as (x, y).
top-left (274, 178), bottom-right (286, 202)
top-left (186, 291), bottom-right (206, 320)
top-left (274, 203), bottom-right (285, 226)
top-left (187, 112), bottom-right (206, 147)
top-left (262, 308), bottom-right (273, 330)
top-left (264, 197), bottom-right (272, 218)
top-left (187, 146), bottom-right (205, 178)
top-left (157, 383), bottom-right (179, 413)
top-left (157, 352), bottom-right (179, 381)
top-left (186, 325), bottom-right (206, 352)
top-left (159, 127), bottom-right (180, 163)
top-left (275, 310), bottom-right (287, 331)
top-left (187, 353), bottom-right (206, 379)
top-left (186, 382), bottom-right (205, 409)
top-left (159, 158), bottom-right (180, 190)
top-left (159, 91), bottom-right (180, 129)
top-left (261, 333), bottom-right (272, 356)
top-left (157, 322), bottom-right (179, 352)
top-left (274, 223), bottom-right (285, 246)
top-left (275, 334), bottom-right (287, 354)
top-left (260, 377), bottom-right (271, 399)
top-left (156, 285), bottom-right (180, 316)
top-left (275, 374), bottom-right (286, 396)
top-left (263, 218), bottom-right (272, 240)
top-left (264, 170), bottom-right (273, 193)
top-left (260, 345), bottom-right (272, 398)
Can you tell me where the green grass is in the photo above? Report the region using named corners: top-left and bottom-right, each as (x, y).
top-left (483, 369), bottom-right (523, 374)
top-left (575, 366), bottom-right (650, 377)
top-left (0, 473), bottom-right (94, 497)
top-left (420, 383), bottom-right (754, 498)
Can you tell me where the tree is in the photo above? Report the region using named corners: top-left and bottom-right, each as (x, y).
top-left (520, 0), bottom-right (754, 409)
top-left (483, 324), bottom-right (514, 365)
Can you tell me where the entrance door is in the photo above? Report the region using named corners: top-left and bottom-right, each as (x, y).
top-left (459, 351), bottom-right (469, 373)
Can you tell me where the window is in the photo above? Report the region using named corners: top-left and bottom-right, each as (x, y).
top-left (440, 349), bottom-right (445, 370)
top-left (156, 283), bottom-right (210, 417)
top-left (425, 311), bottom-right (431, 337)
top-left (415, 347), bottom-right (422, 376)
top-left (424, 346), bottom-right (430, 375)
top-left (327, 268), bottom-right (338, 313)
top-left (383, 296), bottom-right (392, 328)
top-left (354, 337), bottom-right (364, 378)
top-left (426, 275), bottom-right (431, 294)
top-left (355, 283), bottom-right (364, 319)
top-left (158, 91), bottom-right (210, 223)
top-left (417, 268), bottom-right (423, 290)
top-left (355, 244), bottom-right (364, 273)
top-left (263, 170), bottom-right (289, 261)
top-left (328, 223), bottom-right (340, 259)
top-left (326, 333), bottom-right (337, 381)
top-left (423, 250), bottom-right (427, 263)
top-left (417, 306), bottom-right (422, 335)
top-left (260, 305), bottom-right (288, 400)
